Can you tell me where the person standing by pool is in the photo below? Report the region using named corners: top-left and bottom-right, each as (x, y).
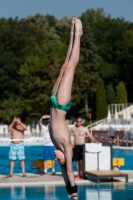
top-left (49, 17), bottom-right (82, 200)
top-left (70, 117), bottom-right (99, 179)
top-left (39, 115), bottom-right (56, 175)
top-left (108, 126), bottom-right (115, 145)
top-left (7, 117), bottom-right (27, 177)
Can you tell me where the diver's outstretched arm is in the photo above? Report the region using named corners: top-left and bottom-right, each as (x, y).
top-left (60, 141), bottom-right (78, 199)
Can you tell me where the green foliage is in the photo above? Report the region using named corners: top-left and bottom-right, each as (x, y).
top-left (0, 98), bottom-right (21, 123)
top-left (80, 12), bottom-right (99, 83)
top-left (77, 13), bottom-right (100, 117)
top-left (18, 41), bottom-right (66, 122)
top-left (96, 79), bottom-right (108, 120)
top-left (106, 84), bottom-right (115, 104)
top-left (26, 14), bottom-right (59, 42)
top-left (0, 9), bottom-right (133, 123)
top-left (115, 81), bottom-right (127, 103)
top-left (55, 17), bottom-right (71, 43)
top-left (0, 18), bottom-right (31, 100)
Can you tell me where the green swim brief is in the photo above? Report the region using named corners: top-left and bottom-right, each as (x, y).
top-left (50, 94), bottom-right (72, 112)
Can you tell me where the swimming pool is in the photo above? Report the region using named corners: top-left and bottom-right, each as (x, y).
top-left (0, 145), bottom-right (133, 174)
top-left (113, 147), bottom-right (133, 170)
top-left (0, 183), bottom-right (133, 200)
top-left (0, 145), bottom-right (77, 174)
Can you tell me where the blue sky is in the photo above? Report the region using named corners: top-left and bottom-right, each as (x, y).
top-left (0, 0), bottom-right (133, 22)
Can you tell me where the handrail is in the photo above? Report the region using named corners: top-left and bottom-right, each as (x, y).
top-left (86, 118), bottom-right (107, 129)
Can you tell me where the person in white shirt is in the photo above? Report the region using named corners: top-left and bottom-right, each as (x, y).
top-left (39, 115), bottom-right (55, 175)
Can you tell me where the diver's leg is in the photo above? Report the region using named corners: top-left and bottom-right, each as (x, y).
top-left (56, 18), bottom-right (82, 104)
top-left (52, 18), bottom-right (76, 95)
top-left (63, 17), bottom-right (76, 67)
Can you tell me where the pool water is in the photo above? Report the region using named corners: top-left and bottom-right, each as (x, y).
top-left (0, 183), bottom-right (133, 200)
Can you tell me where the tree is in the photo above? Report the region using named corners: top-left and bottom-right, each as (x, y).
top-left (115, 81), bottom-right (127, 103)
top-left (121, 30), bottom-right (133, 102)
top-left (79, 13), bottom-right (99, 117)
top-left (0, 17), bottom-right (34, 101)
top-left (96, 79), bottom-right (108, 120)
top-left (55, 17), bottom-right (71, 42)
top-left (0, 15), bottom-right (64, 123)
top-left (106, 84), bottom-right (115, 104)
top-left (1, 12), bottom-right (133, 123)
top-left (25, 14), bottom-right (59, 42)
top-left (18, 41), bottom-right (66, 123)
top-left (82, 9), bottom-right (132, 99)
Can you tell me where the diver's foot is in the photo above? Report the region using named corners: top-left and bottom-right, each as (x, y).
top-left (75, 18), bottom-right (83, 37)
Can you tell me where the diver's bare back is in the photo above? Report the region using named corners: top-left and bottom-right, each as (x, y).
top-left (72, 126), bottom-right (87, 145)
top-left (11, 125), bottom-right (24, 144)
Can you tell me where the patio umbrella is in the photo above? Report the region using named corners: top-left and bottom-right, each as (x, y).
top-left (114, 107), bottom-right (118, 119)
top-left (107, 110), bottom-right (111, 120)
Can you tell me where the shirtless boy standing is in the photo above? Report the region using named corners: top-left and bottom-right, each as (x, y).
top-left (7, 117), bottom-right (27, 177)
top-left (70, 117), bottom-right (99, 179)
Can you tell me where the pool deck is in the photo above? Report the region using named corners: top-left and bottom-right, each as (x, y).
top-left (0, 170), bottom-right (133, 187)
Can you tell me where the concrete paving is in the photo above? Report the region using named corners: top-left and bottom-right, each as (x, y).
top-left (0, 171), bottom-right (133, 187)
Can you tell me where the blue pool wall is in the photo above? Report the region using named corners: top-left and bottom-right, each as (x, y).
top-left (0, 143), bottom-right (133, 174)
top-left (113, 147), bottom-right (133, 170)
top-left (0, 143), bottom-right (77, 174)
